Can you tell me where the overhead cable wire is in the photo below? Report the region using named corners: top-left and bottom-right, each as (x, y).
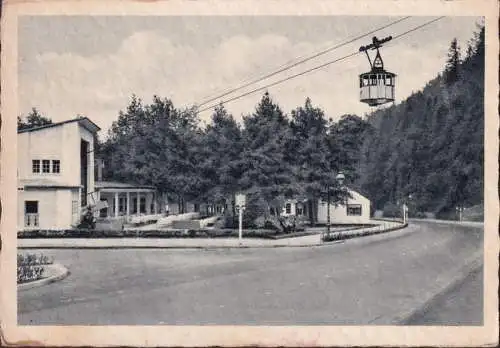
top-left (196, 16), bottom-right (412, 108)
top-left (197, 16), bottom-right (445, 114)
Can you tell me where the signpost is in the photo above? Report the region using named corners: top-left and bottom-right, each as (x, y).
top-left (235, 193), bottom-right (246, 245)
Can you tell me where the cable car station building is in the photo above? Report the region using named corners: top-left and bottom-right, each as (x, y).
top-left (17, 117), bottom-right (164, 230)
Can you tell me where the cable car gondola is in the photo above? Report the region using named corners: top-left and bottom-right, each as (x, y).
top-left (359, 36), bottom-right (396, 107)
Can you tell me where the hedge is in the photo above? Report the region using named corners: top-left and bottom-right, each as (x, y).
top-left (18, 228), bottom-right (309, 239)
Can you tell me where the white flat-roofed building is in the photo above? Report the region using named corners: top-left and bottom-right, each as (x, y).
top-left (17, 117), bottom-right (100, 229)
top-left (17, 116), bottom-right (165, 230)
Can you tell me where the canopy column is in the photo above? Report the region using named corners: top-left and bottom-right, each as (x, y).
top-left (114, 192), bottom-right (119, 218)
top-left (126, 192), bottom-right (130, 220)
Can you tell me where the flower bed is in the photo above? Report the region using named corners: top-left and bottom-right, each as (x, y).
top-left (17, 253), bottom-right (54, 284)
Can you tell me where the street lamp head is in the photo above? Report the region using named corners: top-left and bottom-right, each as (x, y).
top-left (336, 172), bottom-right (345, 185)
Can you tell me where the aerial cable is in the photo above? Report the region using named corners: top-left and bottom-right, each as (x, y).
top-left (197, 16), bottom-right (445, 115)
top-left (196, 16), bottom-right (412, 108)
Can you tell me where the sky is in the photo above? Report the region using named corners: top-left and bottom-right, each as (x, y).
top-left (18, 16), bottom-right (482, 133)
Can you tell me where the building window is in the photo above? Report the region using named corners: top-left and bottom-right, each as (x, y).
top-left (119, 197), bottom-right (127, 213)
top-left (24, 201), bottom-right (39, 227)
top-left (140, 197), bottom-right (146, 214)
top-left (32, 160), bottom-right (40, 173)
top-left (52, 160), bottom-right (60, 173)
top-left (296, 206), bottom-right (303, 216)
top-left (42, 160), bottom-right (51, 173)
top-left (132, 198), bottom-right (137, 214)
top-left (285, 203), bottom-right (292, 214)
top-left (347, 204), bottom-right (362, 216)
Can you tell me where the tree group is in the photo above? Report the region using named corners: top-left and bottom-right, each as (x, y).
top-left (99, 93), bottom-right (370, 227)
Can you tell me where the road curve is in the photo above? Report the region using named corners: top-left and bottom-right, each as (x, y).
top-left (18, 221), bottom-right (483, 325)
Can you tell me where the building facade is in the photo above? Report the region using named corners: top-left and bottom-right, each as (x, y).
top-left (281, 188), bottom-right (371, 224)
top-left (17, 117), bottom-right (100, 229)
top-left (17, 117), bottom-right (165, 230)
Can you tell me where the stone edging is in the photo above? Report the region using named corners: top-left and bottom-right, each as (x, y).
top-left (322, 222), bottom-right (408, 243)
top-left (18, 263), bottom-right (69, 291)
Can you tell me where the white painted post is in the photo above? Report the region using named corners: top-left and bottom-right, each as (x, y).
top-left (235, 193), bottom-right (246, 246)
top-left (238, 207), bottom-right (243, 244)
top-left (136, 192), bottom-right (141, 215)
top-left (114, 192), bottom-right (119, 217)
top-left (153, 193), bottom-right (158, 214)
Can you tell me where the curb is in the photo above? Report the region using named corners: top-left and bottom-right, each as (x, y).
top-left (396, 252), bottom-right (484, 325)
top-left (321, 222), bottom-right (407, 243)
top-left (18, 263), bottom-right (69, 291)
top-left (410, 218), bottom-right (484, 227)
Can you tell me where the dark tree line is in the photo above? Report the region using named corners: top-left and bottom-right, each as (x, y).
top-left (357, 25), bottom-right (484, 219)
top-left (17, 108), bottom-right (53, 130)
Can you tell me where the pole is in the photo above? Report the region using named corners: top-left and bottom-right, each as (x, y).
top-left (238, 206), bottom-right (243, 244)
top-left (327, 187), bottom-right (331, 239)
top-left (403, 204), bottom-right (406, 224)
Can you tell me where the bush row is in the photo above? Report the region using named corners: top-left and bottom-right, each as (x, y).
top-left (17, 252), bottom-right (54, 266)
top-left (18, 228), bottom-right (302, 239)
top-left (322, 223), bottom-right (408, 242)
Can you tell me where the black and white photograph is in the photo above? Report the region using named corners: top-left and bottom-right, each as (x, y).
top-left (1, 0), bottom-right (498, 346)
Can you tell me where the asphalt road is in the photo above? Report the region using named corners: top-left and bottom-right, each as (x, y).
top-left (18, 221), bottom-right (483, 325)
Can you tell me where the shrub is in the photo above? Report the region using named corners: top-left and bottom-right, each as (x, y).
top-left (382, 202), bottom-right (402, 218)
top-left (18, 252), bottom-right (54, 266)
top-left (18, 265), bottom-right (45, 284)
top-left (17, 252), bottom-right (54, 284)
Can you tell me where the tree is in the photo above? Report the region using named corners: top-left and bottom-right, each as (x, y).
top-left (198, 104), bottom-right (244, 219)
top-left (239, 92), bottom-right (296, 230)
top-left (101, 95), bottom-right (203, 213)
top-left (290, 98), bottom-right (340, 224)
top-left (18, 108), bottom-right (52, 130)
top-left (444, 38), bottom-right (461, 85)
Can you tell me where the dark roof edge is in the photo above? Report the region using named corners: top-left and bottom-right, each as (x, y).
top-left (17, 117), bottom-right (101, 134)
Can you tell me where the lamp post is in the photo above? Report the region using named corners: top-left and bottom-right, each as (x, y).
top-left (402, 194), bottom-right (412, 224)
top-left (456, 205), bottom-right (463, 222)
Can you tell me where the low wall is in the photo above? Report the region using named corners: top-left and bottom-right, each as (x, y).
top-left (322, 221), bottom-right (407, 242)
top-left (156, 212), bottom-right (200, 227)
top-left (172, 216), bottom-right (220, 229)
top-left (129, 214), bottom-right (164, 225)
top-left (95, 219), bottom-right (125, 231)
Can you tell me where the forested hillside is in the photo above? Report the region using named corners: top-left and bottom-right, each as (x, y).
top-left (357, 25), bottom-right (484, 218)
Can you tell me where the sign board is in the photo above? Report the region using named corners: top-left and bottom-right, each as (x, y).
top-left (235, 193), bottom-right (246, 208)
top-left (93, 200), bottom-right (109, 211)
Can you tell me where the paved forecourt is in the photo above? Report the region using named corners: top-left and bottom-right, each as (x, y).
top-left (18, 220), bottom-right (483, 325)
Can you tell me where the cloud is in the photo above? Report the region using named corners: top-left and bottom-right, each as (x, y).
top-left (19, 29), bottom-right (462, 132)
